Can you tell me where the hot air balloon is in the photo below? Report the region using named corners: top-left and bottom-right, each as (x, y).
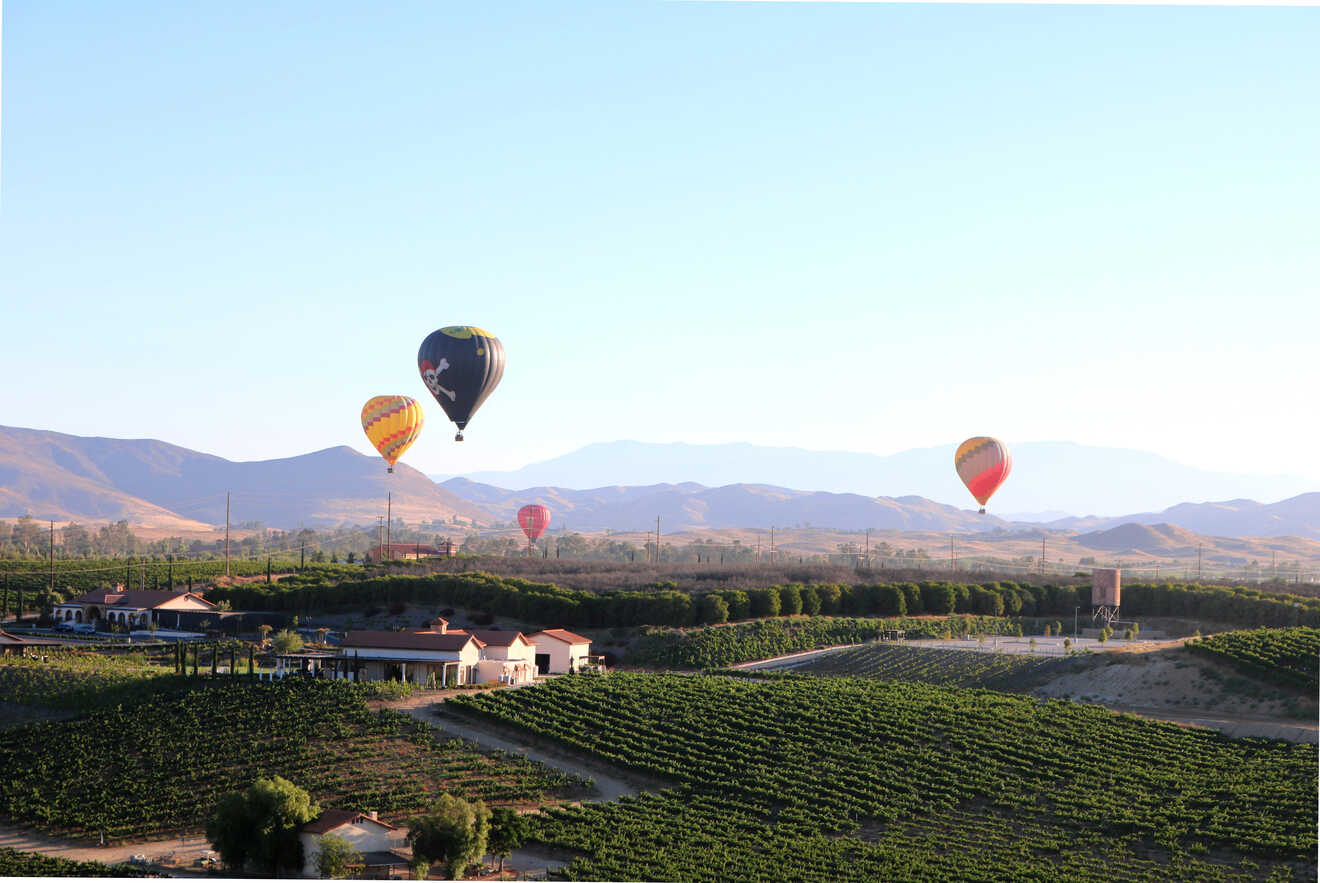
top-left (417, 326), bottom-right (505, 441)
top-left (361, 396), bottom-right (425, 473)
top-left (518, 505), bottom-right (551, 553)
top-left (955, 437), bottom-right (1012, 514)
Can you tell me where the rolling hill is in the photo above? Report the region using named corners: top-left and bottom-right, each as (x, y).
top-left (441, 478), bottom-right (1003, 532)
top-left (0, 426), bottom-right (492, 529)
top-left (434, 440), bottom-right (1317, 516)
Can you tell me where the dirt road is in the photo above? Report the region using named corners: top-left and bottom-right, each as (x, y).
top-left (0, 823), bottom-right (214, 871)
top-left (393, 699), bottom-right (666, 804)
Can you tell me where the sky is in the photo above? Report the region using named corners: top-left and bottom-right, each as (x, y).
top-left (2, 1), bottom-right (1317, 482)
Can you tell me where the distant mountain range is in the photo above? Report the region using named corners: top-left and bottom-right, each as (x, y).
top-left (1, 427), bottom-right (1317, 542)
top-left (440, 478), bottom-right (1003, 532)
top-left (0, 426), bottom-right (488, 529)
top-left (434, 440), bottom-right (1316, 517)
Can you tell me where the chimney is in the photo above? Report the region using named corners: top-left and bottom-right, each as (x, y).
top-left (368, 810), bottom-right (378, 821)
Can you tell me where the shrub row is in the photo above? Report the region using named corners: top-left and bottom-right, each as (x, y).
top-left (206, 570), bottom-right (1320, 631)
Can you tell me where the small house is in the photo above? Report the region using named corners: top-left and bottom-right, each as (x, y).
top-left (299, 809), bottom-right (409, 879)
top-left (52, 587), bottom-right (217, 630)
top-left (528, 628), bottom-right (593, 675)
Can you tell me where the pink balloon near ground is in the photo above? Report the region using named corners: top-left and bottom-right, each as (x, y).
top-left (518, 505), bottom-right (551, 541)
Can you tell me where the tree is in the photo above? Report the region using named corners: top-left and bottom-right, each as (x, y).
top-left (407, 793), bottom-right (491, 880)
top-left (258, 623), bottom-right (274, 645)
top-left (488, 808), bottom-right (531, 876)
top-left (698, 594), bottom-right (729, 625)
top-left (206, 776), bottom-right (320, 876)
top-left (273, 629), bottom-right (304, 654)
top-left (315, 835), bottom-right (360, 879)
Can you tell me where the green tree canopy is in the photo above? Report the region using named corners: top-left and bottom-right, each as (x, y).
top-left (488, 807), bottom-right (532, 876)
top-left (315, 834), bottom-right (361, 879)
top-left (206, 776), bottom-right (320, 876)
top-left (407, 793), bottom-right (491, 880)
top-left (272, 628), bottom-right (305, 654)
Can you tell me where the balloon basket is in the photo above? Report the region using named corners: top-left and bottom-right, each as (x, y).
top-left (454, 432), bottom-right (464, 442)
top-left (387, 467), bottom-right (394, 474)
top-left (978, 507), bottom-right (986, 515)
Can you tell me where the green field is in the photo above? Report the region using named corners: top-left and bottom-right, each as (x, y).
top-left (452, 673), bottom-right (1316, 882)
top-left (1188, 627), bottom-right (1320, 691)
top-left (625, 616), bottom-right (1014, 669)
top-left (780, 642), bottom-right (1061, 687)
top-left (0, 680), bottom-right (584, 841)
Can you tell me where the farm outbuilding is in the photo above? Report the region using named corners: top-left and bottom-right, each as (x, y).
top-left (299, 809), bottom-right (409, 878)
top-left (528, 628), bottom-right (594, 675)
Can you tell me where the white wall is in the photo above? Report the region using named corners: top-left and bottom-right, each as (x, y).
top-left (299, 819), bottom-right (407, 878)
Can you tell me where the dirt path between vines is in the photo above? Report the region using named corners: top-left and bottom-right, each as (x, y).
top-left (385, 695), bottom-right (669, 805)
top-left (0, 823), bottom-right (214, 871)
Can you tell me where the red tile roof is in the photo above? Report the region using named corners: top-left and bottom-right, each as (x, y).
top-left (302, 810), bottom-right (397, 835)
top-left (66, 589), bottom-right (215, 610)
top-left (531, 628), bottom-right (591, 645)
top-left (467, 630), bottom-right (530, 647)
top-left (341, 630), bottom-right (482, 652)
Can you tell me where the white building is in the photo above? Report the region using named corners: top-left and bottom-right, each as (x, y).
top-left (52, 587), bottom-right (217, 629)
top-left (299, 809), bottom-right (409, 878)
top-left (340, 629), bottom-right (483, 687)
top-left (467, 630), bottom-right (537, 685)
top-left (528, 628), bottom-right (593, 675)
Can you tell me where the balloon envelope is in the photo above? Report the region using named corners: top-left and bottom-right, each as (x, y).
top-left (417, 326), bottom-right (505, 439)
top-left (955, 437), bottom-right (1012, 512)
top-left (518, 504), bottom-right (551, 542)
top-left (361, 396), bottom-right (425, 471)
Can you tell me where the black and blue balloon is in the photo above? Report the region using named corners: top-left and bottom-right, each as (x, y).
top-left (417, 326), bottom-right (505, 441)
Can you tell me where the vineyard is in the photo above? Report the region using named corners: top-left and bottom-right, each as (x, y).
top-left (0, 649), bottom-right (183, 712)
top-left (0, 680), bottom-right (585, 841)
top-left (779, 642), bottom-right (1060, 687)
top-left (624, 616), bottom-right (1013, 669)
top-left (0, 557), bottom-right (360, 600)
top-left (0, 847), bottom-right (151, 877)
top-left (451, 674), bottom-right (1317, 882)
top-left (1187, 627), bottom-right (1320, 691)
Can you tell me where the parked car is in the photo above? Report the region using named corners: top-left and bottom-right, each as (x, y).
top-left (70, 623), bottom-right (97, 634)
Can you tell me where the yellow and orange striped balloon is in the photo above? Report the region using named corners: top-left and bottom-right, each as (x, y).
top-left (361, 396), bottom-right (425, 472)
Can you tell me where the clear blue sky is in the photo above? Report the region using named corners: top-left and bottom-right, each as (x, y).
top-left (2, 1), bottom-right (1317, 481)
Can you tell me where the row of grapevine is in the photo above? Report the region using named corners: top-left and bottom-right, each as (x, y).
top-left (450, 674), bottom-right (1316, 882)
top-left (1186, 627), bottom-right (1320, 690)
top-left (0, 650), bottom-right (185, 712)
top-left (0, 847), bottom-right (151, 877)
top-left (624, 616), bottom-right (1013, 669)
top-left (776, 642), bottom-right (1060, 687)
top-left (0, 680), bottom-right (585, 842)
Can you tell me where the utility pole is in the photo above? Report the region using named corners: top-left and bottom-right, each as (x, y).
top-left (386, 492), bottom-right (392, 561)
top-left (49, 521), bottom-right (55, 595)
top-left (769, 527), bottom-right (775, 565)
top-left (655, 516), bottom-right (661, 564)
top-left (950, 535), bottom-right (955, 571)
top-left (224, 492), bottom-right (231, 578)
top-left (865, 529), bottom-right (870, 569)
top-left (1040, 538), bottom-right (1046, 577)
top-left (376, 516), bottom-right (384, 562)
top-left (1196, 544), bottom-right (1202, 582)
